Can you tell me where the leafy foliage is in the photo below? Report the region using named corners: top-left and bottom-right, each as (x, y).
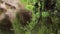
top-left (0, 0), bottom-right (60, 34)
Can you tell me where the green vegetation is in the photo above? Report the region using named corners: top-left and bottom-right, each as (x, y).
top-left (0, 0), bottom-right (60, 34)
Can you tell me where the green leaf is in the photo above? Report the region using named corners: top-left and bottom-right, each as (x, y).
top-left (42, 12), bottom-right (49, 17)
